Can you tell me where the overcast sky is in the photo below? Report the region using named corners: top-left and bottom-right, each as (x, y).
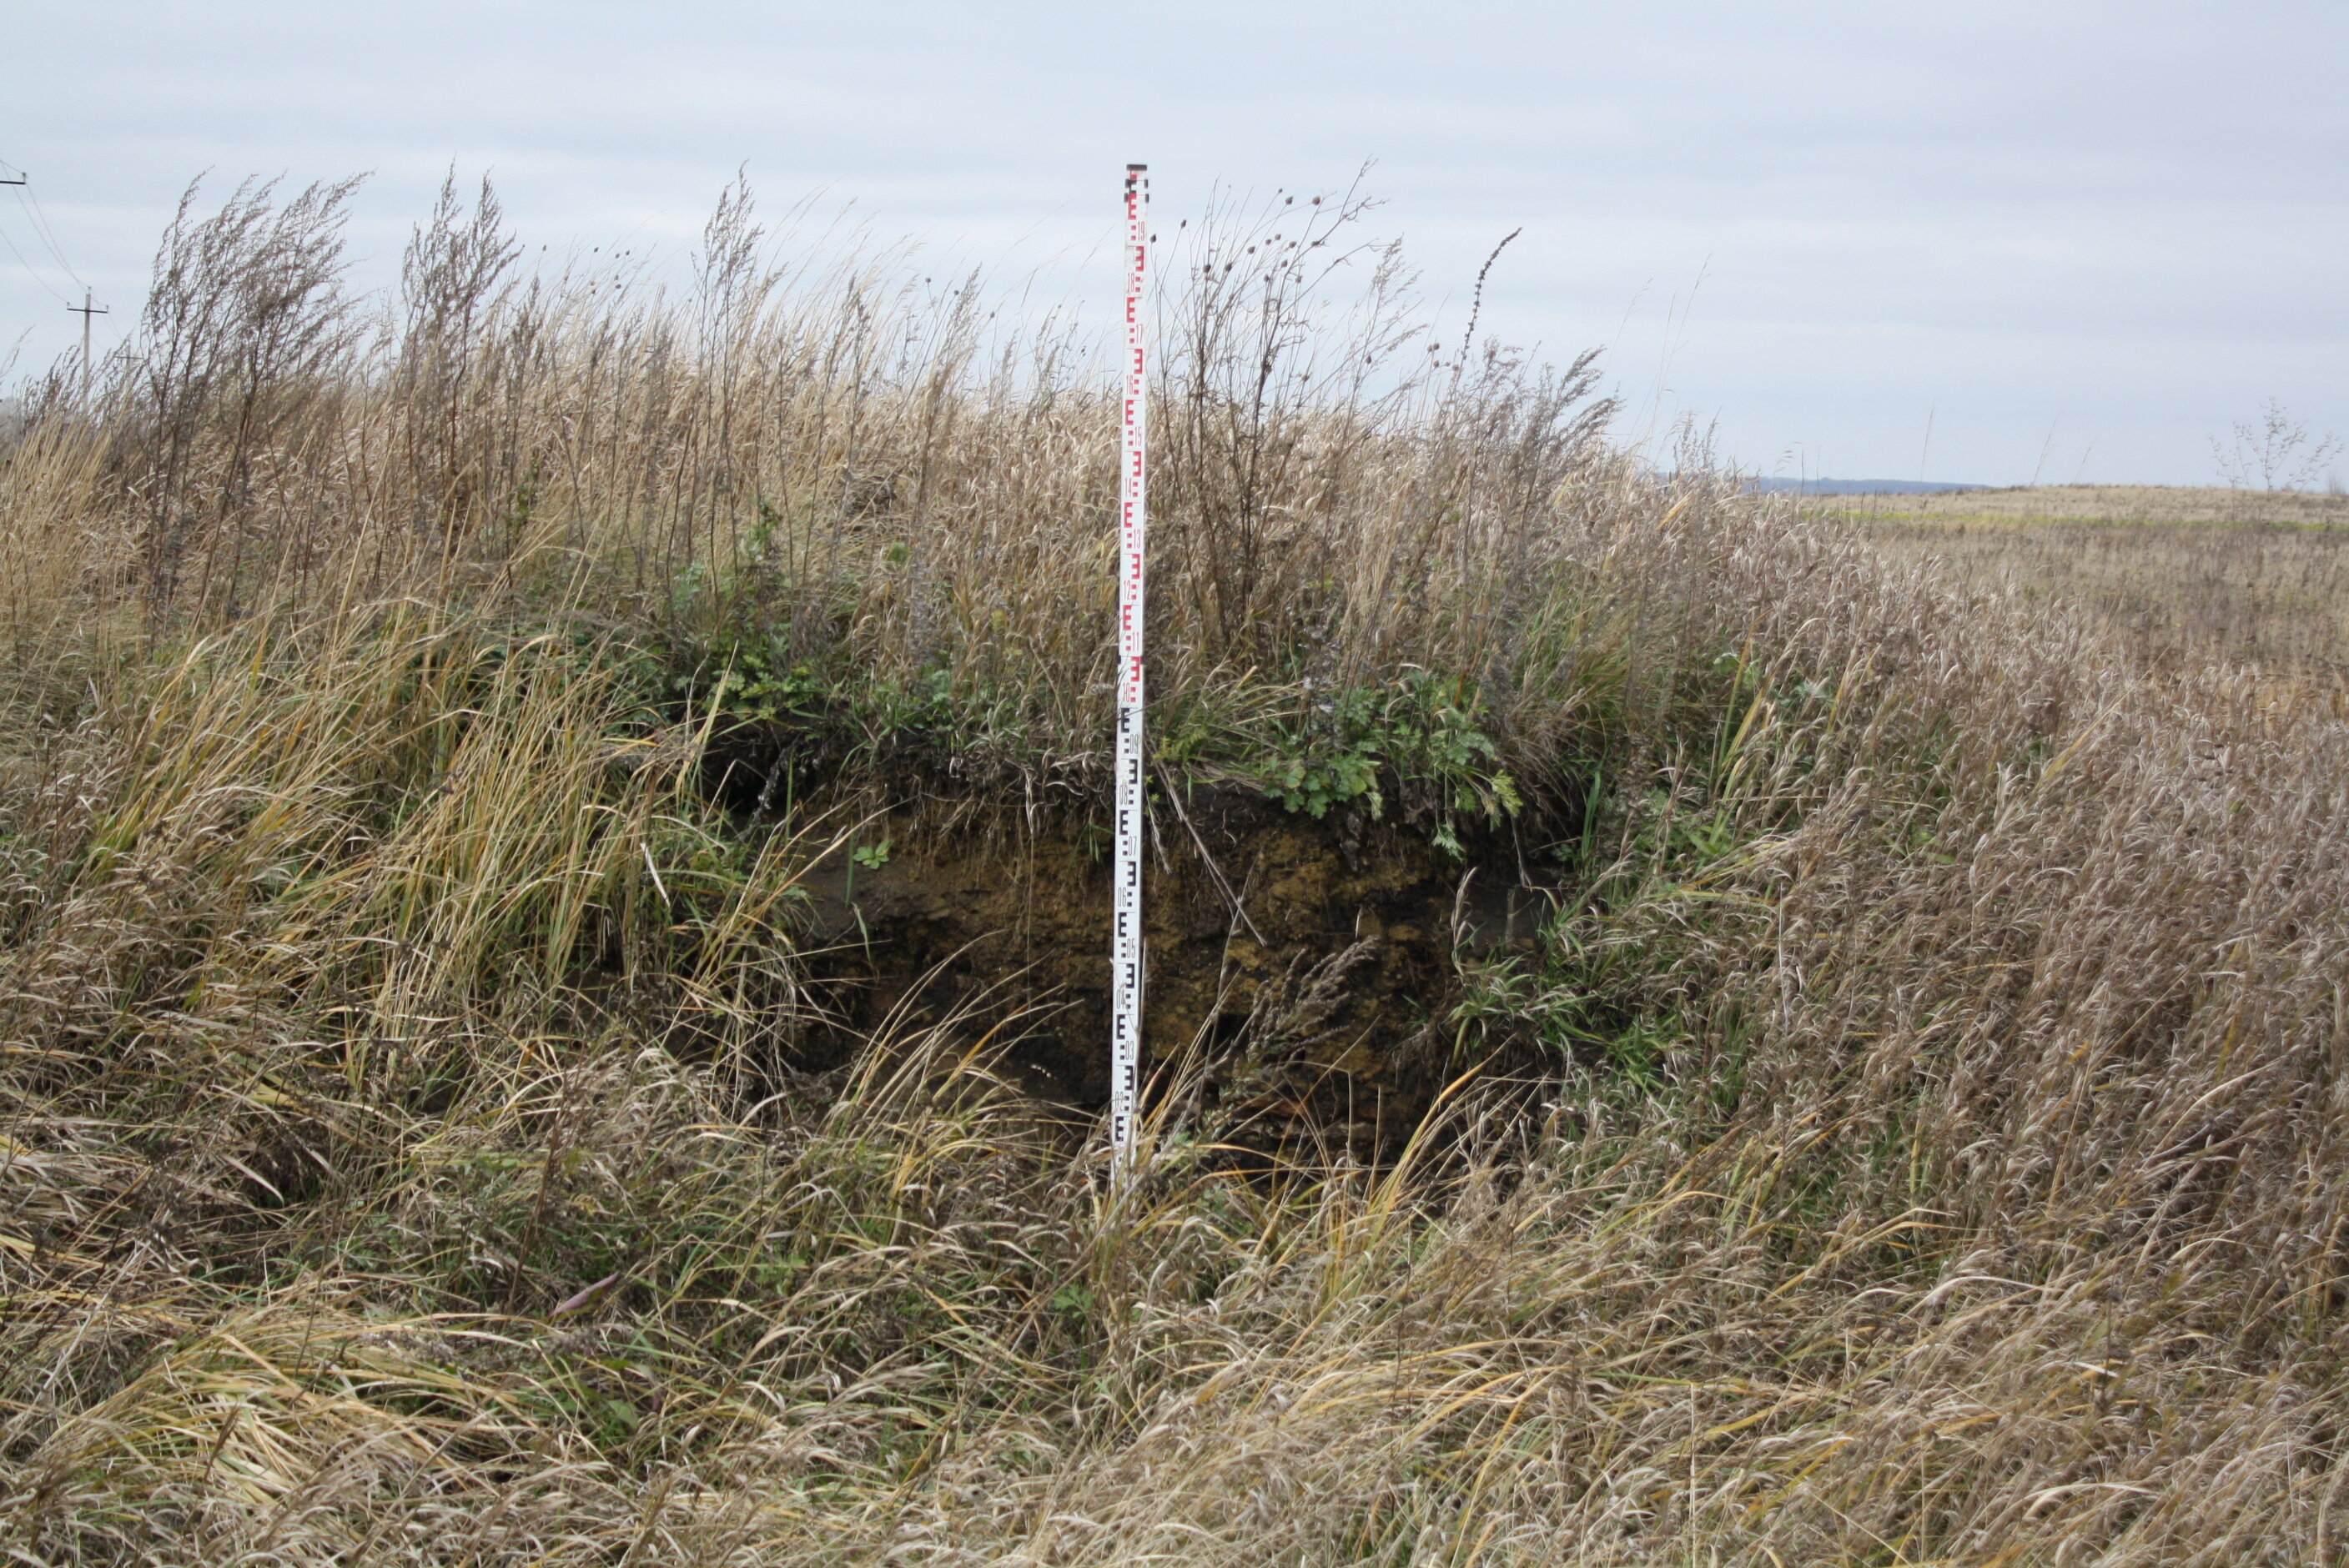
top-left (3, 0), bottom-right (2341, 485)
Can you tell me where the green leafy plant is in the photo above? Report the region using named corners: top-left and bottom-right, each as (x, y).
top-left (1250, 671), bottom-right (1523, 852)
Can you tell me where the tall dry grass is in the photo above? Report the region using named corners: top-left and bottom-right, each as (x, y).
top-left (1, 173), bottom-right (2346, 1564)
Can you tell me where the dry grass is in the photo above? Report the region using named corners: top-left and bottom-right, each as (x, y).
top-left (2, 175), bottom-right (2347, 1565)
top-left (1821, 482), bottom-right (2349, 529)
top-left (1824, 487), bottom-right (2349, 693)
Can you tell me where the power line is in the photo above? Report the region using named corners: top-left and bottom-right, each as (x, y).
top-left (0, 158), bottom-right (105, 349)
top-left (0, 214), bottom-right (73, 304)
top-left (18, 188), bottom-right (88, 288)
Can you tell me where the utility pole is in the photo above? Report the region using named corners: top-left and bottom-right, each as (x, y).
top-left (10, 166), bottom-right (103, 397)
top-left (67, 290), bottom-right (107, 401)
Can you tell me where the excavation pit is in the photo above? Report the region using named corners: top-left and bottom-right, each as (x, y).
top-left (786, 790), bottom-right (1562, 1153)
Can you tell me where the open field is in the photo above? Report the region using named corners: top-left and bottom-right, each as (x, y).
top-left (1820, 481), bottom-right (2349, 529)
top-left (1824, 486), bottom-right (2349, 692)
top-left (4, 179), bottom-right (2349, 1565)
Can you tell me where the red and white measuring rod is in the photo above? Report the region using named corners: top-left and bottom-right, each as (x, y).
top-left (1109, 164), bottom-right (1149, 1170)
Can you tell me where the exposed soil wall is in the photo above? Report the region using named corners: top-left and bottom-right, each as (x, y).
top-left (790, 789), bottom-right (1559, 1150)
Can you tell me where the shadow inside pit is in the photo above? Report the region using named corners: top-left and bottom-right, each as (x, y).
top-left (777, 787), bottom-right (1569, 1159)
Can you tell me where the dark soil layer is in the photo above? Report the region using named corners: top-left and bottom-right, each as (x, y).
top-left (792, 789), bottom-right (1559, 1152)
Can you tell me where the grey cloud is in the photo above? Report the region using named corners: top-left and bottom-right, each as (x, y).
top-left (3, 0), bottom-right (2342, 482)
